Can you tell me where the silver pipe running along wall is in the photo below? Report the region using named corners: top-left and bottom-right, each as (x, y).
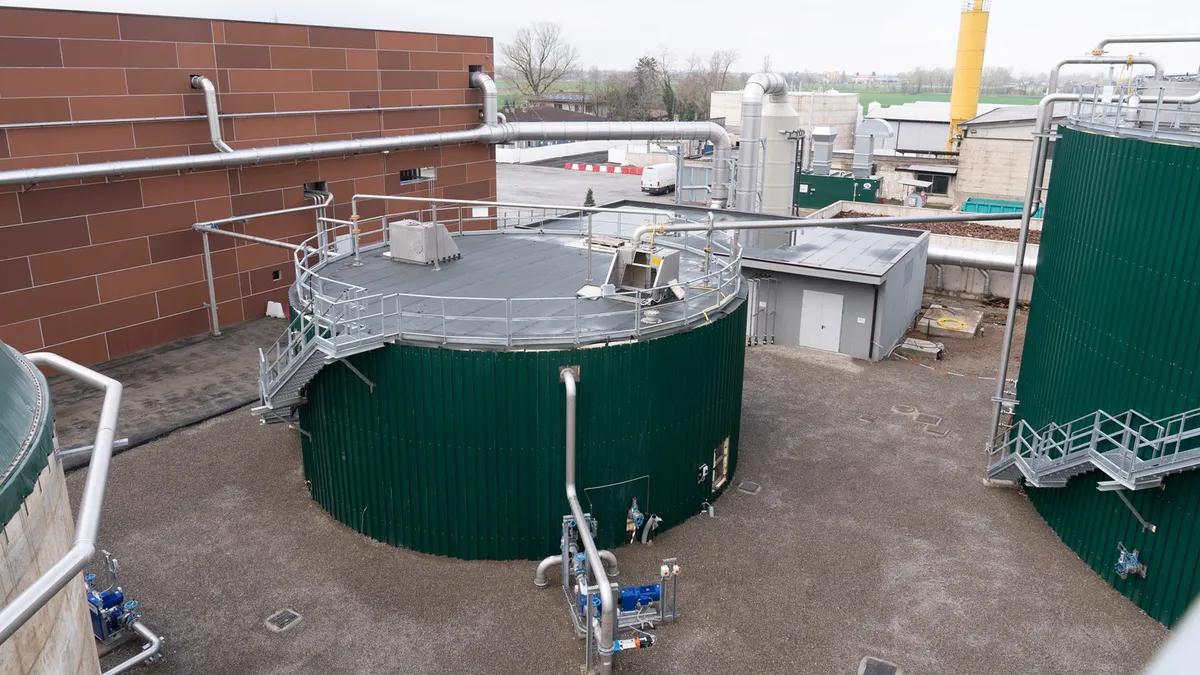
top-left (0, 353), bottom-right (123, 645)
top-left (986, 77), bottom-right (1200, 445)
top-left (190, 75), bottom-right (233, 154)
top-left (735, 73), bottom-right (789, 212)
top-left (0, 73), bottom-right (732, 207)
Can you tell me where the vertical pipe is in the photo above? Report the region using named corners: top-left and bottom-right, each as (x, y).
top-left (561, 368), bottom-right (614, 675)
top-left (190, 75), bottom-right (233, 153)
top-left (202, 231), bottom-right (221, 336)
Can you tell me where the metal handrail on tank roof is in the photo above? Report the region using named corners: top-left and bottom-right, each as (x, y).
top-left (0, 353), bottom-right (123, 646)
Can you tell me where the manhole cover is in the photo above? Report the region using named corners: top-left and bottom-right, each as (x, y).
top-left (265, 609), bottom-right (302, 633)
top-left (891, 405), bottom-right (917, 416)
top-left (737, 480), bottom-right (761, 495)
top-left (924, 425), bottom-right (949, 438)
top-left (858, 656), bottom-right (901, 675)
top-left (914, 413), bottom-right (942, 426)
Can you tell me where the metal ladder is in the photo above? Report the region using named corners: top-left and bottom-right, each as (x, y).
top-left (988, 405), bottom-right (1200, 490)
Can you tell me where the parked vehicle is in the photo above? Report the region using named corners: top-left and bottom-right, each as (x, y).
top-left (640, 163), bottom-right (676, 195)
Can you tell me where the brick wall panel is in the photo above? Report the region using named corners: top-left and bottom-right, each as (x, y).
top-left (0, 194), bottom-right (18, 226)
top-left (176, 43), bottom-right (216, 69)
top-left (118, 15), bottom-right (212, 43)
top-left (442, 180), bottom-right (490, 201)
top-left (353, 174), bottom-right (386, 196)
top-left (232, 114), bottom-right (316, 142)
top-left (132, 120), bottom-right (210, 148)
top-left (377, 32), bottom-right (437, 51)
top-left (2, 277), bottom-right (99, 325)
top-left (88, 202), bottom-right (197, 244)
top-left (0, 8), bottom-right (120, 39)
top-left (41, 292), bottom-right (159, 345)
top-left (270, 46), bottom-right (347, 70)
top-left (97, 257), bottom-right (204, 302)
top-left (0, 37), bottom-right (64, 67)
top-left (410, 51), bottom-right (463, 72)
top-left (246, 264), bottom-right (295, 296)
top-left (0, 319), bottom-right (42, 352)
top-left (317, 155), bottom-right (385, 183)
top-left (30, 239), bottom-right (151, 285)
top-left (440, 143), bottom-right (489, 166)
top-left (5, 124), bottom-right (134, 157)
top-left (195, 196), bottom-right (232, 222)
top-left (106, 307), bottom-right (210, 359)
top-left (437, 71), bottom-right (469, 89)
top-left (228, 69), bottom-right (313, 93)
top-left (436, 35), bottom-right (487, 53)
top-left (378, 51), bottom-right (411, 71)
top-left (215, 93), bottom-right (275, 114)
top-left (60, 39), bottom-right (180, 68)
top-left (44, 334), bottom-right (108, 365)
top-left (434, 163), bottom-right (468, 188)
top-left (348, 91), bottom-right (380, 109)
top-left (346, 49), bottom-right (377, 70)
top-left (230, 189), bottom-right (284, 216)
top-left (79, 144), bottom-right (191, 165)
top-left (237, 162), bottom-right (320, 194)
top-left (0, 217), bottom-right (90, 259)
top-left (312, 69), bottom-right (377, 92)
top-left (18, 181), bottom-right (142, 222)
top-left (0, 98), bottom-right (72, 125)
top-left (0, 258), bottom-right (33, 294)
top-left (440, 105), bottom-right (479, 127)
top-left (0, 152), bottom-right (77, 173)
top-left (314, 111), bottom-right (379, 136)
top-left (381, 71), bottom-right (439, 90)
top-left (382, 108), bottom-right (441, 130)
top-left (155, 275), bottom-right (238, 317)
top-left (234, 242), bottom-right (290, 270)
top-left (413, 89), bottom-right (466, 107)
top-left (69, 94), bottom-right (185, 121)
top-left (240, 287), bottom-right (288, 322)
top-left (307, 26), bottom-right (375, 50)
top-left (148, 229), bottom-right (231, 263)
top-left (140, 170), bottom-right (229, 207)
top-left (215, 44), bottom-right (272, 69)
top-left (222, 21), bottom-right (308, 47)
top-left (209, 249), bottom-right (238, 278)
top-left (0, 69), bottom-right (128, 98)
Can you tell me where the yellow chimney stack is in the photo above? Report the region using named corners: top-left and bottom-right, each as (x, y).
top-left (948, 0), bottom-right (990, 150)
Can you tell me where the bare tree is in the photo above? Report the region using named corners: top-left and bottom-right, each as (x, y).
top-left (499, 22), bottom-right (579, 97)
top-left (708, 50), bottom-right (737, 91)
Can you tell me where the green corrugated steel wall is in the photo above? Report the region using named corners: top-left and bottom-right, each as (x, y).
top-left (298, 301), bottom-right (747, 560)
top-left (1016, 127), bottom-right (1200, 627)
top-left (0, 342), bottom-right (56, 528)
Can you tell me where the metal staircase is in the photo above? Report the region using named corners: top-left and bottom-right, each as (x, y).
top-left (988, 406), bottom-right (1200, 490)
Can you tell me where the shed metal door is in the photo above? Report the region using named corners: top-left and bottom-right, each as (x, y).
top-left (798, 290), bottom-right (843, 352)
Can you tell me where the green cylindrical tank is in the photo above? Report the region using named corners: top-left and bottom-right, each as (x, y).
top-left (0, 342), bottom-right (56, 525)
top-left (1016, 126), bottom-right (1200, 626)
top-left (298, 301), bottom-right (747, 560)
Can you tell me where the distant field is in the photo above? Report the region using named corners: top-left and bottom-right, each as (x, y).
top-left (495, 80), bottom-right (582, 107)
top-left (838, 89), bottom-right (1043, 111)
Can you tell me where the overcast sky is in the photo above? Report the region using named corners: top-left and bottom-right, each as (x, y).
top-left (11, 0), bottom-right (1200, 75)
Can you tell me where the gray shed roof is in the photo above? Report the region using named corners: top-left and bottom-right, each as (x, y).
top-left (741, 225), bottom-right (927, 283)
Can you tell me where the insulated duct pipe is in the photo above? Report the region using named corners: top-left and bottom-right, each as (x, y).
top-left (987, 84), bottom-right (1200, 445)
top-left (561, 367), bottom-right (615, 675)
top-left (736, 73), bottom-right (789, 212)
top-left (469, 70), bottom-right (498, 125)
top-left (927, 241), bottom-right (1037, 275)
top-left (851, 119), bottom-right (893, 179)
top-left (629, 211), bottom-right (1022, 249)
top-left (1046, 56), bottom-right (1164, 94)
top-left (0, 353), bottom-right (122, 646)
top-left (1094, 34), bottom-right (1200, 54)
top-left (0, 119), bottom-right (731, 206)
top-left (190, 75), bottom-right (233, 153)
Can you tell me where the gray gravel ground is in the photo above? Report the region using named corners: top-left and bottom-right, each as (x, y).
top-left (70, 345), bottom-right (1167, 675)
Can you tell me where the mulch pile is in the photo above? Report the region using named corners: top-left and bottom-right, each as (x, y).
top-left (834, 210), bottom-right (1041, 245)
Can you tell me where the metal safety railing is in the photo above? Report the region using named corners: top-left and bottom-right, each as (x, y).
top-left (1064, 84), bottom-right (1200, 144)
top-left (255, 196), bottom-right (745, 409)
top-left (988, 405), bottom-right (1200, 490)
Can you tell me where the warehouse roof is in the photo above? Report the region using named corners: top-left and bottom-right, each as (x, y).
top-left (741, 224), bottom-right (928, 283)
top-left (866, 101), bottom-right (1008, 123)
top-left (962, 102), bottom-right (1074, 127)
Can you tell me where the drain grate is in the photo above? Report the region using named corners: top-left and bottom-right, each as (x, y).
top-left (265, 608), bottom-right (303, 633)
top-left (737, 480), bottom-right (761, 495)
top-left (859, 656), bottom-right (901, 675)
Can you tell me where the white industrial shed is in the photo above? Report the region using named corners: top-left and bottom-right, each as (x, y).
top-left (741, 224), bottom-right (929, 361)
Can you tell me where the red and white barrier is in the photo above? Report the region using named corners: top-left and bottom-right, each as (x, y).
top-left (562, 163), bottom-right (644, 175)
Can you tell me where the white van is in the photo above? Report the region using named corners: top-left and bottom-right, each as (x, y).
top-left (640, 163), bottom-right (676, 195)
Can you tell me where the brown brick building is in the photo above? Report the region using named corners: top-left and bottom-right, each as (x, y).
top-left (0, 7), bottom-right (496, 365)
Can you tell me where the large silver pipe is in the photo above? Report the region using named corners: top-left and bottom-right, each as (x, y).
top-left (0, 353), bottom-right (122, 645)
top-left (735, 73), bottom-right (788, 212)
top-left (101, 620), bottom-right (163, 675)
top-left (0, 103), bottom-right (480, 130)
top-left (469, 71), bottom-right (498, 125)
top-left (987, 85), bottom-right (1200, 444)
top-left (1095, 34), bottom-right (1200, 54)
top-left (190, 75), bottom-right (233, 153)
top-left (561, 368), bottom-right (614, 674)
top-left (1046, 56), bottom-right (1163, 94)
top-left (0, 121), bottom-right (732, 207)
top-left (629, 211), bottom-right (1022, 248)
top-left (927, 241), bottom-right (1037, 274)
